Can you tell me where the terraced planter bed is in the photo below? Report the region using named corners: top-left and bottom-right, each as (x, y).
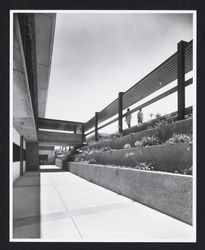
top-left (75, 142), bottom-right (192, 173)
top-left (66, 162), bottom-right (193, 225)
top-left (82, 118), bottom-right (192, 151)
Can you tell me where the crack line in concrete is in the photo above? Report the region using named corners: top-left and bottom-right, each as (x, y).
top-left (48, 174), bottom-right (83, 239)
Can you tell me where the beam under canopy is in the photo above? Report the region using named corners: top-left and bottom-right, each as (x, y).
top-left (37, 118), bottom-right (84, 132)
top-left (37, 130), bottom-right (82, 147)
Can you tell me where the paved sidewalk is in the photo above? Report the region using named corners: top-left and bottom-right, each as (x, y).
top-left (13, 165), bottom-right (195, 241)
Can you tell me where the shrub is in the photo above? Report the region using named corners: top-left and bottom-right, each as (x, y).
top-left (87, 158), bottom-right (96, 164)
top-left (101, 146), bottom-right (112, 151)
top-left (153, 119), bottom-right (167, 128)
top-left (111, 132), bottom-right (123, 139)
top-left (141, 135), bottom-right (160, 147)
top-left (155, 113), bottom-right (161, 119)
top-left (134, 140), bottom-right (142, 147)
top-left (175, 166), bottom-right (192, 175)
top-left (124, 143), bottom-right (131, 149)
top-left (134, 162), bottom-right (155, 171)
top-left (166, 133), bottom-right (192, 145)
top-left (125, 152), bottom-right (135, 158)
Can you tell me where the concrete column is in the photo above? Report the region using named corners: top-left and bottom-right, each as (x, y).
top-left (20, 136), bottom-right (24, 176)
top-left (177, 41), bottom-right (187, 120)
top-left (26, 141), bottom-right (39, 171)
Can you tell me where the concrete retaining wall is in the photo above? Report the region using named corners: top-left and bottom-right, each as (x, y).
top-left (67, 162), bottom-right (192, 225)
top-left (55, 158), bottom-right (63, 168)
top-left (75, 143), bottom-right (192, 173)
top-left (55, 158), bottom-right (66, 169)
top-left (82, 118), bottom-right (192, 151)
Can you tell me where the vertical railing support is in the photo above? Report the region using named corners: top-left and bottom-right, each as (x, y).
top-left (177, 40), bottom-right (187, 120)
top-left (118, 92), bottom-right (123, 134)
top-left (20, 136), bottom-right (24, 176)
top-left (74, 126), bottom-right (76, 134)
top-left (95, 112), bottom-right (98, 141)
top-left (81, 124), bottom-right (85, 143)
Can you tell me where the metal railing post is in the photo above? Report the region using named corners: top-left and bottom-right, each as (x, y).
top-left (177, 40), bottom-right (187, 120)
top-left (81, 124), bottom-right (85, 143)
top-left (95, 112), bottom-right (98, 141)
top-left (118, 92), bottom-right (123, 134)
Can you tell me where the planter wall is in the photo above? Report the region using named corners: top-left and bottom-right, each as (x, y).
top-left (67, 162), bottom-right (192, 225)
top-left (82, 118), bottom-right (192, 151)
top-left (55, 158), bottom-right (66, 168)
top-left (75, 143), bottom-right (192, 173)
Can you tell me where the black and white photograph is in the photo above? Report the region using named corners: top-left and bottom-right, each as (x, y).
top-left (10, 10), bottom-right (196, 242)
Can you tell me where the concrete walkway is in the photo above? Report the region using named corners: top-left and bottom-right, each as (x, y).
top-left (13, 165), bottom-right (195, 242)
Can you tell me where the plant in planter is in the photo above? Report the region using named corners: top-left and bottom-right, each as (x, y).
top-left (134, 140), bottom-right (143, 147)
top-left (87, 158), bottom-right (96, 164)
top-left (175, 166), bottom-right (192, 175)
top-left (111, 131), bottom-right (123, 139)
top-left (101, 146), bottom-right (112, 151)
top-left (165, 133), bottom-right (192, 145)
top-left (125, 152), bottom-right (135, 158)
top-left (124, 143), bottom-right (131, 149)
top-left (141, 135), bottom-right (160, 147)
top-left (134, 161), bottom-right (155, 171)
top-left (155, 113), bottom-right (161, 119)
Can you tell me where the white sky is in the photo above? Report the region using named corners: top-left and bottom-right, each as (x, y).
top-left (46, 12), bottom-right (193, 134)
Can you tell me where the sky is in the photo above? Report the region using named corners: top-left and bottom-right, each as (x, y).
top-left (45, 12), bottom-right (194, 134)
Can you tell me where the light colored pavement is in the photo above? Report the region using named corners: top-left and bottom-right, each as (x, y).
top-left (13, 165), bottom-right (195, 242)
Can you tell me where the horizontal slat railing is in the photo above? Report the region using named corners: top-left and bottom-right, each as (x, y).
top-left (121, 78), bottom-right (193, 119)
top-left (84, 40), bottom-right (193, 137)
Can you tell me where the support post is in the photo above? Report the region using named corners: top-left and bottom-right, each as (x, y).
top-left (177, 40), bottom-right (186, 120)
top-left (118, 92), bottom-right (123, 134)
top-left (95, 112), bottom-right (98, 141)
top-left (20, 136), bottom-right (23, 176)
top-left (74, 126), bottom-right (76, 134)
top-left (81, 124), bottom-right (85, 143)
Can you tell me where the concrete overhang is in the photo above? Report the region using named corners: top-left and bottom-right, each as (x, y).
top-left (35, 13), bottom-right (56, 118)
top-left (13, 14), bottom-right (37, 141)
top-left (13, 13), bottom-right (56, 142)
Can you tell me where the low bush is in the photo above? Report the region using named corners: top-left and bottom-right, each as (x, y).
top-left (165, 133), bottom-right (192, 145)
top-left (134, 140), bottom-right (142, 147)
top-left (141, 135), bottom-right (160, 147)
top-left (134, 161), bottom-right (155, 171)
top-left (101, 146), bottom-right (112, 151)
top-left (175, 166), bottom-right (192, 175)
top-left (124, 143), bottom-right (131, 149)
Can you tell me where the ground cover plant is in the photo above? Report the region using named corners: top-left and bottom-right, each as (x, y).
top-left (165, 133), bottom-right (192, 145)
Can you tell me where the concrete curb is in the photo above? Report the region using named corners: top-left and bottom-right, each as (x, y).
top-left (66, 162), bottom-right (193, 225)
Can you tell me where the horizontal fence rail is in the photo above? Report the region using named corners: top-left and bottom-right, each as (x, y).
top-left (84, 40), bottom-right (193, 139)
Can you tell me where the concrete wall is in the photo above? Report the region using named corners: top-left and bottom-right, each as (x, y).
top-left (39, 149), bottom-right (55, 164)
top-left (83, 118), bottom-right (192, 151)
top-left (67, 162), bottom-right (192, 225)
top-left (26, 142), bottom-right (39, 171)
top-left (75, 143), bottom-right (192, 173)
top-left (55, 159), bottom-right (67, 168)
